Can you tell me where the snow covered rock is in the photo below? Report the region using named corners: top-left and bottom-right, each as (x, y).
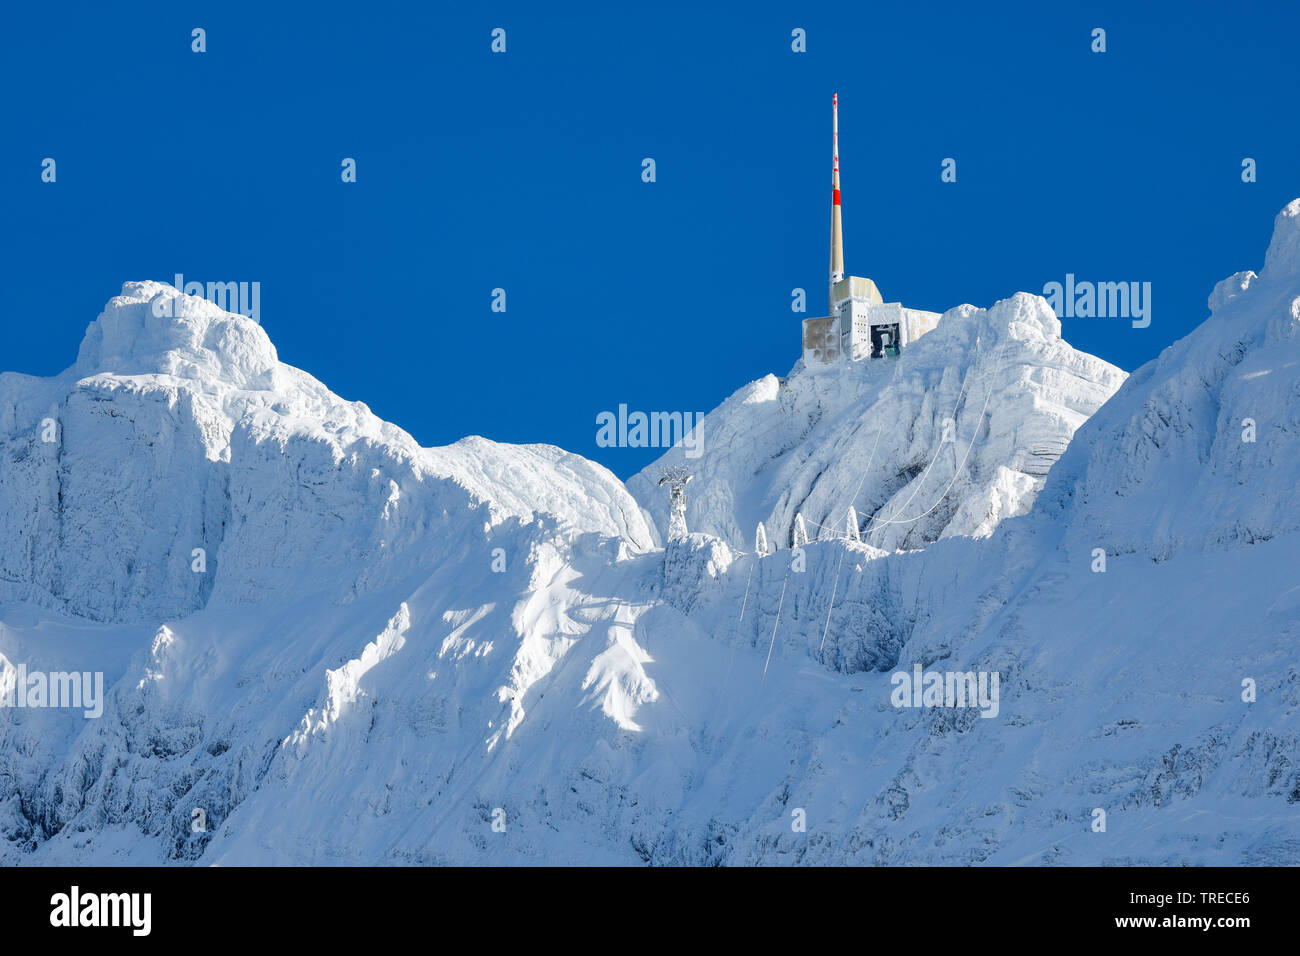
top-left (630, 291), bottom-right (1125, 553)
top-left (0, 282), bottom-right (652, 624)
top-left (2, 201), bottom-right (1299, 867)
top-left (1039, 199), bottom-right (1300, 560)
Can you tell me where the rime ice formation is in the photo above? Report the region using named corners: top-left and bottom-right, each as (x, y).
top-left (2, 203), bottom-right (1299, 866)
top-left (657, 467), bottom-right (692, 542)
top-left (630, 292), bottom-right (1127, 552)
top-left (1039, 198), bottom-right (1300, 561)
top-left (0, 281), bottom-right (651, 624)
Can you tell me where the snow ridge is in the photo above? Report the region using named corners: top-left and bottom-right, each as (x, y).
top-left (0, 282), bottom-right (651, 623)
top-left (629, 291), bottom-right (1125, 553)
top-left (2, 202), bottom-right (1298, 866)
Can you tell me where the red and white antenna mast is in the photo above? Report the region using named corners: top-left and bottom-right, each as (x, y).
top-left (829, 93), bottom-right (844, 312)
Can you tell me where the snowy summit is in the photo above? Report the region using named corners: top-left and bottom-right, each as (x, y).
top-left (0, 202), bottom-right (1298, 865)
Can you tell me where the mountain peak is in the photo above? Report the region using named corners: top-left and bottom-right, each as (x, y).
top-left (1262, 198), bottom-right (1300, 279)
top-left (631, 287), bottom-right (1125, 552)
top-left (3, 208), bottom-right (1299, 867)
top-left (74, 281), bottom-right (278, 388)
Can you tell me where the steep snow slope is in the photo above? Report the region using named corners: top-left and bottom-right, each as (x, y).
top-left (2, 203), bottom-right (1298, 866)
top-left (1040, 200), bottom-right (1300, 561)
top-left (628, 293), bottom-right (1125, 552)
top-left (0, 282), bottom-right (650, 624)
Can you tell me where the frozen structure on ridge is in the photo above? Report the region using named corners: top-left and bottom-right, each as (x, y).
top-left (802, 94), bottom-right (941, 365)
top-left (658, 466), bottom-right (692, 542)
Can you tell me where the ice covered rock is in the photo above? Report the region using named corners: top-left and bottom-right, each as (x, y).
top-left (3, 203), bottom-right (1299, 867)
top-left (75, 280), bottom-right (278, 386)
top-left (0, 282), bottom-right (652, 623)
top-left (1261, 198), bottom-right (1300, 279)
top-left (630, 291), bottom-right (1125, 553)
top-left (1040, 201), bottom-right (1300, 559)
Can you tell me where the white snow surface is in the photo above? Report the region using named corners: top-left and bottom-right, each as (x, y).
top-left (1, 203), bottom-right (1298, 866)
top-left (0, 281), bottom-right (651, 624)
top-left (628, 292), bottom-right (1126, 552)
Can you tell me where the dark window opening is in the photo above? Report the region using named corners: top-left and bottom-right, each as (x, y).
top-left (871, 324), bottom-right (901, 358)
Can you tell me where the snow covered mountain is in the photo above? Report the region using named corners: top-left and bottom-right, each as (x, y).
top-left (628, 292), bottom-right (1126, 552)
top-left (0, 283), bottom-right (651, 625)
top-left (1, 202), bottom-right (1297, 866)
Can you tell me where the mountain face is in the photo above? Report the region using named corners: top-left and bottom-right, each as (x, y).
top-left (1, 204), bottom-right (1298, 866)
top-left (1038, 208), bottom-right (1300, 561)
top-left (0, 283), bottom-right (651, 625)
top-left (628, 292), bottom-right (1126, 553)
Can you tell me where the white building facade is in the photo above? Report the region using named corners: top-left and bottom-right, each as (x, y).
top-left (802, 276), bottom-right (942, 366)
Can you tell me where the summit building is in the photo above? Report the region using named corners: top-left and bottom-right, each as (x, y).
top-left (802, 94), bottom-right (941, 365)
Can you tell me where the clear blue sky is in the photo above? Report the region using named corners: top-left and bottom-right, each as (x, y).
top-left (3, 0), bottom-right (1297, 477)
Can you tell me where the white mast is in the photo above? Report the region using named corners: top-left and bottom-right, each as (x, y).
top-left (829, 93), bottom-right (844, 313)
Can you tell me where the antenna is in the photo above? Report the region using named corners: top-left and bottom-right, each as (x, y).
top-left (829, 93), bottom-right (844, 312)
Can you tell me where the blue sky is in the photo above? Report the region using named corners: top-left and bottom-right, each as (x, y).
top-left (3, 0), bottom-right (1297, 477)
